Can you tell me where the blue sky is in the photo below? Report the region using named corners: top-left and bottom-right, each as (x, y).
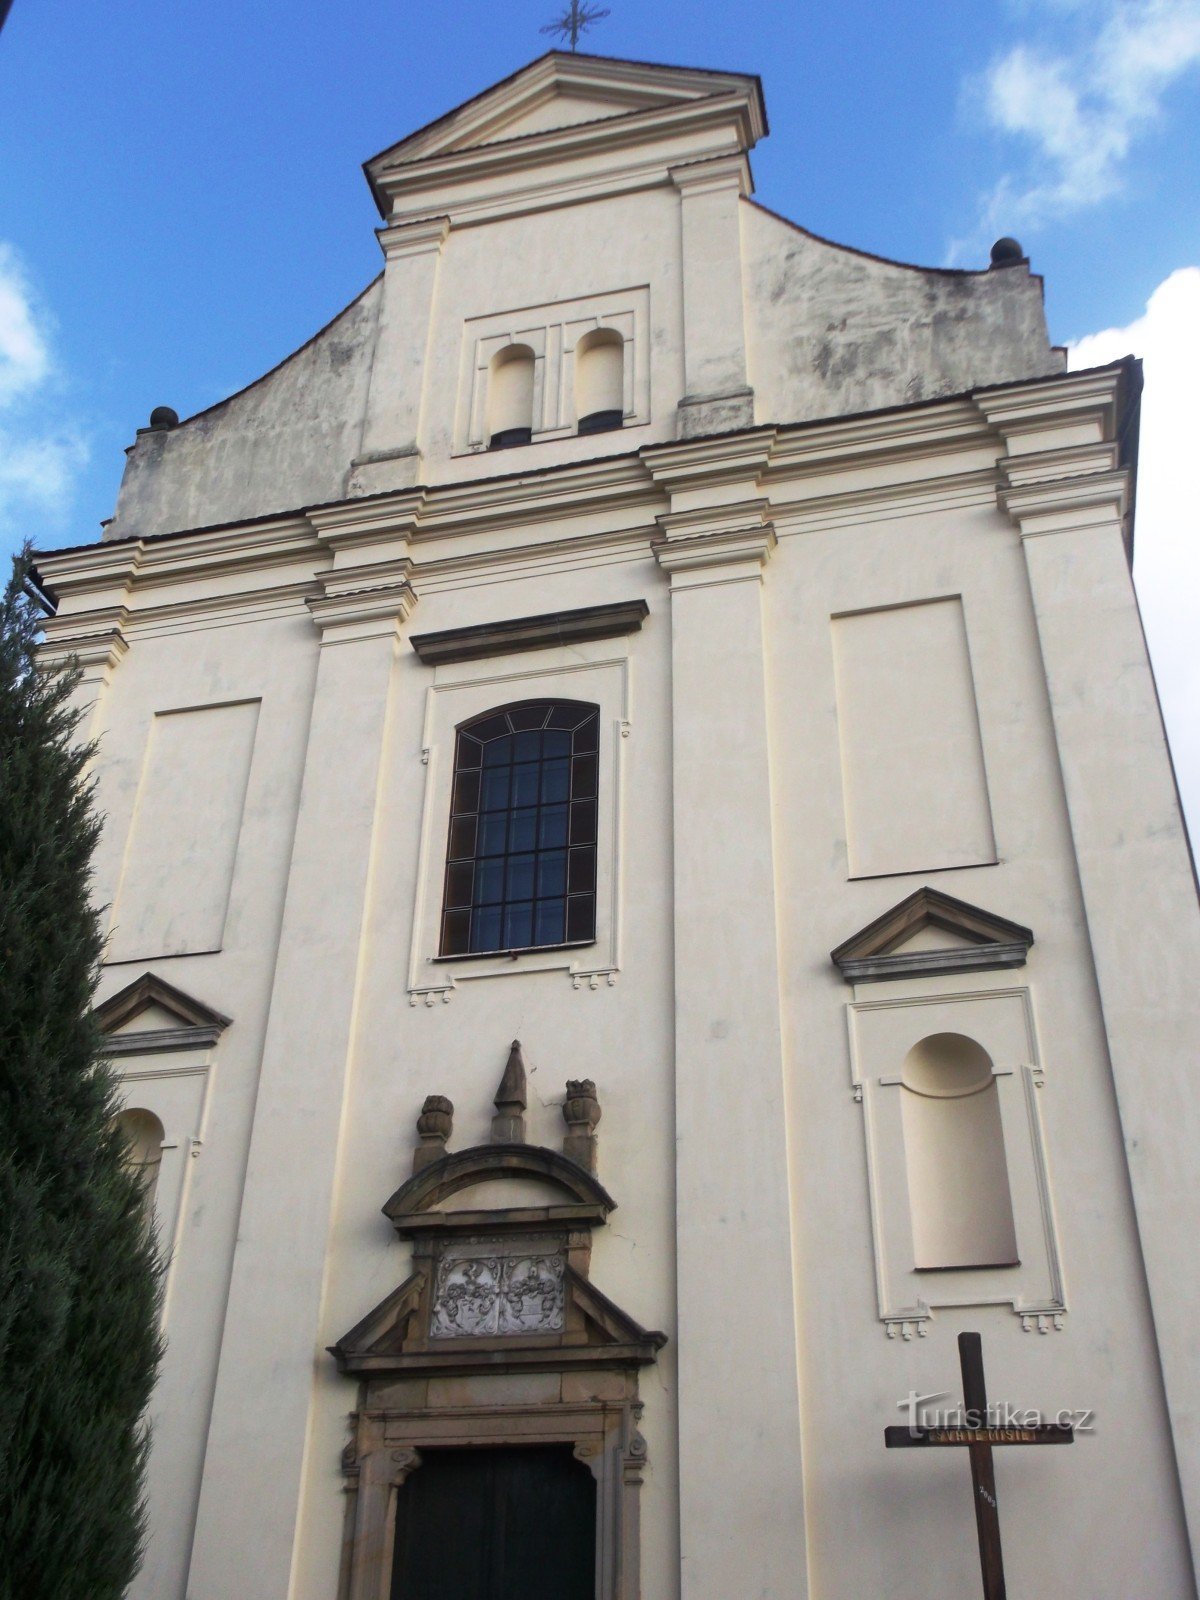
top-left (1, 0), bottom-right (1197, 820)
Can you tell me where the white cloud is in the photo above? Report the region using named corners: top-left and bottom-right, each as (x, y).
top-left (1069, 266), bottom-right (1200, 839)
top-left (969, 0), bottom-right (1200, 236)
top-left (0, 244), bottom-right (50, 405)
top-left (0, 244), bottom-right (88, 548)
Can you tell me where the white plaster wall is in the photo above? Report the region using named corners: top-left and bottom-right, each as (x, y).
top-left (761, 490), bottom-right (1194, 1596)
top-left (41, 59), bottom-right (1196, 1600)
top-left (289, 551), bottom-right (679, 1600)
top-left (89, 606), bottom-right (321, 1600)
top-left (50, 406), bottom-right (1198, 1600)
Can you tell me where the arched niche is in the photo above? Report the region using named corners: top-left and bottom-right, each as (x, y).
top-left (574, 328), bottom-right (624, 435)
top-left (900, 1032), bottom-right (1018, 1270)
top-left (487, 343), bottom-right (536, 448)
top-left (115, 1107), bottom-right (166, 1216)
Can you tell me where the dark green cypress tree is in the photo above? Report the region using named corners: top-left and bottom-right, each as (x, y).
top-left (0, 546), bottom-right (161, 1599)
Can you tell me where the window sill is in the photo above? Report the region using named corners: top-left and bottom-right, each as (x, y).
top-left (432, 938), bottom-right (597, 965)
top-left (912, 1260), bottom-right (1021, 1273)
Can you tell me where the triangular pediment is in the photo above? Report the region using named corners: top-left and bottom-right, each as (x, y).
top-left (831, 887), bottom-right (1034, 984)
top-left (369, 53), bottom-right (763, 168)
top-left (364, 53), bottom-right (765, 219)
top-left (332, 1264), bottom-right (664, 1376)
top-left (95, 972), bottom-right (231, 1055)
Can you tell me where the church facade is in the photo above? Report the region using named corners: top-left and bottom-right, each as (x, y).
top-left (35, 51), bottom-right (1200, 1600)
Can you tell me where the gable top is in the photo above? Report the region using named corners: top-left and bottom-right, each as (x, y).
top-left (95, 971), bottom-right (231, 1054)
top-left (364, 51), bottom-right (766, 221)
top-left (831, 886), bottom-right (1034, 984)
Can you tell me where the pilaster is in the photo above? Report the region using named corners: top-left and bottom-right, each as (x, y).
top-left (35, 538), bottom-right (140, 738)
top-left (653, 492), bottom-right (808, 1599)
top-left (186, 571), bottom-right (416, 1600)
top-left (987, 376), bottom-right (1200, 1566)
top-left (670, 156), bottom-right (755, 438)
top-left (348, 215), bottom-right (450, 498)
top-left (38, 608), bottom-right (130, 736)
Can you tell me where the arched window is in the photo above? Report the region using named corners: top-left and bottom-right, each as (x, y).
top-left (115, 1107), bottom-right (166, 1218)
top-left (487, 344), bottom-right (536, 449)
top-left (441, 701), bottom-right (599, 957)
top-left (900, 1033), bottom-right (1018, 1270)
top-left (574, 329), bottom-right (624, 436)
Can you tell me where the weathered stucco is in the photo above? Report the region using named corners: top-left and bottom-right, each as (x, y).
top-left (106, 279), bottom-right (380, 540)
top-left (742, 201), bottom-right (1064, 424)
top-left (104, 102), bottom-right (1062, 542)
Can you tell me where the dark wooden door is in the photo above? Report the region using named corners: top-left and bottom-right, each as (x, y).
top-left (390, 1444), bottom-right (597, 1600)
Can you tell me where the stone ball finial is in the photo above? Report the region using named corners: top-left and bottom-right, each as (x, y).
top-left (563, 1079), bottom-right (601, 1132)
top-left (149, 406), bottom-right (179, 430)
top-left (989, 237), bottom-right (1025, 268)
top-left (416, 1094), bottom-right (453, 1139)
top-left (563, 1079), bottom-right (601, 1173)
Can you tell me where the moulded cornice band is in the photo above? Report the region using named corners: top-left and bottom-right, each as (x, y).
top-left (998, 469), bottom-right (1129, 532)
top-left (376, 215), bottom-right (450, 259)
top-left (307, 489), bottom-right (426, 545)
top-left (410, 598), bottom-right (649, 665)
top-left (38, 617), bottom-right (130, 675)
top-left (999, 441), bottom-right (1120, 489)
top-left (973, 366), bottom-right (1123, 432)
top-left (653, 522), bottom-right (776, 575)
top-left (669, 152), bottom-right (753, 198)
top-left (641, 429), bottom-right (774, 494)
top-left (307, 580), bottom-right (417, 641)
top-left (372, 93), bottom-right (762, 200)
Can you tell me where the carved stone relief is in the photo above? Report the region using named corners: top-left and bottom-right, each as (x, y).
top-left (430, 1236), bottom-right (565, 1339)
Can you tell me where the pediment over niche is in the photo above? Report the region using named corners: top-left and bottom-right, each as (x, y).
top-left (831, 887), bottom-right (1034, 984)
top-left (94, 972), bottom-right (231, 1056)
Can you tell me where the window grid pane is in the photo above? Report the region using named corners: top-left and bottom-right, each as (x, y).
top-left (441, 701), bottom-right (599, 956)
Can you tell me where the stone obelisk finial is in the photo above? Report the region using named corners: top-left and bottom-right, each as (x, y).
top-left (491, 1040), bottom-right (527, 1143)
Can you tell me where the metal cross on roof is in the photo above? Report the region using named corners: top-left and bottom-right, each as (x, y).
top-left (540, 0), bottom-right (611, 50)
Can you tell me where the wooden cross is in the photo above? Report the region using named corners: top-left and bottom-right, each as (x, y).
top-left (884, 1332), bottom-right (1074, 1599)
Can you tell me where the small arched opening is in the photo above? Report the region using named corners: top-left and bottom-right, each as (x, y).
top-left (574, 329), bottom-right (624, 436)
top-left (487, 344), bottom-right (536, 449)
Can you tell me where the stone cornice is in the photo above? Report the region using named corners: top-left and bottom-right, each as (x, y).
top-left (36, 370), bottom-right (1135, 628)
top-left (974, 365), bottom-right (1122, 428)
top-left (367, 55), bottom-right (765, 173)
top-left (371, 91), bottom-right (763, 227)
top-left (642, 430), bottom-right (775, 503)
top-left (765, 400), bottom-right (987, 475)
top-left (38, 607), bottom-right (130, 677)
top-left (410, 599), bottom-right (648, 665)
top-left (306, 578), bottom-right (417, 645)
top-left (653, 499), bottom-right (776, 580)
top-left (999, 468), bottom-right (1129, 538)
top-left (669, 151), bottom-right (753, 198)
top-left (376, 215), bottom-right (450, 260)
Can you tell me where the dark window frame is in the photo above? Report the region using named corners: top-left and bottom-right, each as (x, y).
top-left (439, 699), bottom-right (599, 959)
